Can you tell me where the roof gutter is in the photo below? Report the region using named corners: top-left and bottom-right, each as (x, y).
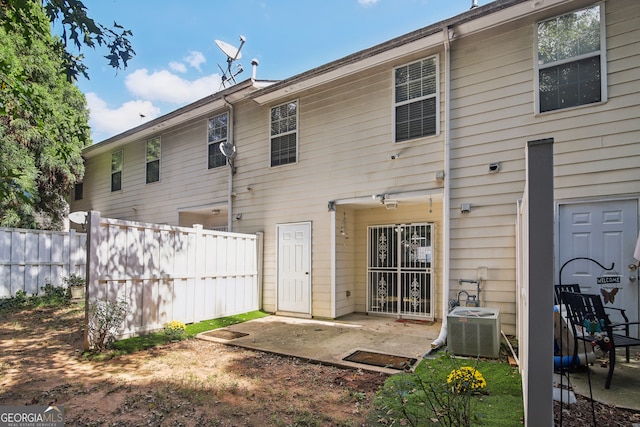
top-left (251, 0), bottom-right (573, 106)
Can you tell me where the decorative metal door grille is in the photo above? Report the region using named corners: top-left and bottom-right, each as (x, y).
top-left (367, 223), bottom-right (433, 318)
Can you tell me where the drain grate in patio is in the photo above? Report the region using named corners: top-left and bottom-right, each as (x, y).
top-left (200, 329), bottom-right (249, 340)
top-left (343, 350), bottom-right (417, 370)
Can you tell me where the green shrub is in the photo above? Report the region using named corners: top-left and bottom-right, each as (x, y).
top-left (0, 283), bottom-right (70, 309)
top-left (87, 298), bottom-right (128, 352)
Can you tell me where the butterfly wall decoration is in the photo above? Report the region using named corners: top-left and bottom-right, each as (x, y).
top-left (600, 287), bottom-right (619, 304)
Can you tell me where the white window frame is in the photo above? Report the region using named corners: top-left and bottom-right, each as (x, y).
top-left (111, 150), bottom-right (123, 192)
top-left (146, 137), bottom-right (161, 184)
top-left (534, 2), bottom-right (607, 114)
top-left (269, 100), bottom-right (298, 167)
top-left (207, 112), bottom-right (229, 169)
top-left (393, 55), bottom-right (440, 143)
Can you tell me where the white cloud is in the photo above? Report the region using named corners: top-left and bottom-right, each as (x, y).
top-left (358, 0), bottom-right (380, 6)
top-left (169, 61), bottom-right (187, 73)
top-left (184, 51), bottom-right (206, 71)
top-left (124, 69), bottom-right (222, 104)
top-left (85, 92), bottom-right (161, 141)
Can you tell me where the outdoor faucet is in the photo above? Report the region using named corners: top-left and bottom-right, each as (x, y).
top-left (457, 279), bottom-right (482, 307)
top-left (457, 290), bottom-right (470, 305)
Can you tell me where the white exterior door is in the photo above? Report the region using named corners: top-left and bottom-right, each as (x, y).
top-left (277, 222), bottom-right (311, 314)
top-left (558, 199), bottom-right (639, 337)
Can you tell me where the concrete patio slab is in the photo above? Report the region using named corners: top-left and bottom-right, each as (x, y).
top-left (196, 313), bottom-right (640, 412)
top-left (555, 352), bottom-right (640, 412)
top-left (197, 313), bottom-right (441, 374)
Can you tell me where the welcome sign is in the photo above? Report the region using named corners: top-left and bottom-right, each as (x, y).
top-left (597, 275), bottom-right (622, 285)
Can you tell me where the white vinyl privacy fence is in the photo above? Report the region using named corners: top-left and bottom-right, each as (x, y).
top-left (85, 211), bottom-right (262, 345)
top-left (0, 227), bottom-right (86, 298)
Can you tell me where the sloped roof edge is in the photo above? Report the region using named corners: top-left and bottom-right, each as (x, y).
top-left (84, 78), bottom-right (277, 156)
top-left (251, 0), bottom-right (559, 104)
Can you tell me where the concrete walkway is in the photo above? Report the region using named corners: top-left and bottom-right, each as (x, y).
top-left (555, 352), bottom-right (640, 412)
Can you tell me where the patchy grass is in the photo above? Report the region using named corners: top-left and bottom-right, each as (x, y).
top-left (374, 351), bottom-right (524, 426)
top-left (107, 310), bottom-right (269, 355)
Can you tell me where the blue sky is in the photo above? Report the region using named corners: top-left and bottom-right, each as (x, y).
top-left (75, 0), bottom-right (485, 142)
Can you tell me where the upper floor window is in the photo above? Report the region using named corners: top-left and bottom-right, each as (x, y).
top-left (74, 182), bottom-right (83, 200)
top-left (208, 113), bottom-right (228, 169)
top-left (270, 100), bottom-right (297, 167)
top-left (111, 150), bottom-right (123, 192)
top-left (146, 137), bottom-right (161, 183)
top-left (394, 56), bottom-right (438, 142)
top-left (536, 4), bottom-right (605, 113)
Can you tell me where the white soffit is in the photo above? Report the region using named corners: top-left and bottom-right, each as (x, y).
top-left (252, 0), bottom-right (572, 105)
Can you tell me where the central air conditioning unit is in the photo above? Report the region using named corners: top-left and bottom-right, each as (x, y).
top-left (447, 307), bottom-right (501, 358)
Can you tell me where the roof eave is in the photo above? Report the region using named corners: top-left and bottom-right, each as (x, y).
top-left (252, 0), bottom-right (574, 105)
top-left (84, 78), bottom-right (276, 156)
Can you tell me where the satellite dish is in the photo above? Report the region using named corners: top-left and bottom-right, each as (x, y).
top-left (215, 35), bottom-right (246, 88)
top-left (69, 211), bottom-right (87, 225)
top-left (219, 141), bottom-right (237, 159)
top-left (215, 39), bottom-right (243, 60)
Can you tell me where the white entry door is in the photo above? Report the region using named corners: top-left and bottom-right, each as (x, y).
top-left (277, 222), bottom-right (311, 314)
top-left (558, 200), bottom-right (639, 337)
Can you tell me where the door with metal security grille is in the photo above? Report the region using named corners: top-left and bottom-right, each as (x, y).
top-left (367, 223), bottom-right (433, 318)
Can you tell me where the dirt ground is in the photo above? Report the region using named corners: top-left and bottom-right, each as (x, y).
top-left (2, 304), bottom-right (640, 426)
top-left (0, 305), bottom-right (387, 426)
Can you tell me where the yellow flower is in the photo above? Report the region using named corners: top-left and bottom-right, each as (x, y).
top-left (163, 320), bottom-right (186, 338)
top-left (446, 366), bottom-right (486, 394)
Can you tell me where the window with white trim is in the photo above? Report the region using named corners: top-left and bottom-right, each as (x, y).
top-left (146, 137), bottom-right (161, 183)
top-left (536, 4), bottom-right (605, 113)
top-left (394, 56), bottom-right (438, 142)
top-left (208, 113), bottom-right (228, 169)
top-left (270, 100), bottom-right (297, 167)
top-left (111, 150), bottom-right (123, 192)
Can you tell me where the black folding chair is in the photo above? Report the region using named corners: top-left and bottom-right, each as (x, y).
top-left (562, 291), bottom-right (640, 389)
top-left (555, 284), bottom-right (631, 358)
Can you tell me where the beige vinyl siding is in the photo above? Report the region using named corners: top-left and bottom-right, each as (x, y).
top-left (448, 22), bottom-right (534, 333)
top-left (74, 113), bottom-right (231, 225)
top-left (229, 64), bottom-right (445, 317)
top-left (73, 0), bottom-right (638, 329)
top-left (446, 0), bottom-right (640, 334)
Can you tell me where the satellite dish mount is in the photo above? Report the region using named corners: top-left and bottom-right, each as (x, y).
top-left (215, 35), bottom-right (246, 88)
top-left (219, 141), bottom-right (237, 175)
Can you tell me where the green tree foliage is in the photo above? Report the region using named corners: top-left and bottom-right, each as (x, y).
top-left (0, 2), bottom-right (89, 228)
top-left (0, 0), bottom-right (135, 229)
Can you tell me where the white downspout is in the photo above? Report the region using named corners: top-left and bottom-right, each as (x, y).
top-left (225, 97), bottom-right (234, 232)
top-left (432, 27), bottom-right (452, 349)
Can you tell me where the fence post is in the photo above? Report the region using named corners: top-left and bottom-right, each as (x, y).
top-left (524, 138), bottom-right (554, 427)
top-left (84, 210), bottom-right (101, 351)
top-left (256, 231), bottom-right (264, 311)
